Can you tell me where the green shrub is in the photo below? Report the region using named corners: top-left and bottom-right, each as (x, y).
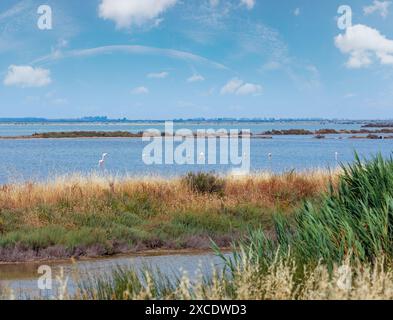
top-left (182, 172), bottom-right (225, 196)
top-left (0, 225), bottom-right (67, 249)
top-left (171, 211), bottom-right (234, 235)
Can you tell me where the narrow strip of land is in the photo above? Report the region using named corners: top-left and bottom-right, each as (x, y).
top-left (2, 128), bottom-right (393, 139)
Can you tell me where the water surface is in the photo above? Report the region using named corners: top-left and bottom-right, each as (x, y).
top-left (0, 251), bottom-right (228, 299)
top-left (0, 135), bottom-right (393, 184)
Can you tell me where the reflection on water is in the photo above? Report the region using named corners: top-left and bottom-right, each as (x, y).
top-left (0, 251), bottom-right (229, 299)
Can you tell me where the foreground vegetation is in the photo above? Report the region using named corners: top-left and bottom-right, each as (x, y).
top-left (71, 154), bottom-right (393, 300)
top-left (2, 154), bottom-right (393, 300)
top-left (247, 154), bottom-right (393, 267)
top-left (73, 254), bottom-right (393, 300)
top-left (0, 170), bottom-right (329, 262)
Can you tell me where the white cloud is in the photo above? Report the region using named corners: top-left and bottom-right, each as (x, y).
top-left (34, 45), bottom-right (228, 70)
top-left (3, 65), bottom-right (51, 87)
top-left (240, 0), bottom-right (255, 10)
top-left (334, 24), bottom-right (393, 68)
top-left (187, 73), bottom-right (205, 82)
top-left (147, 71), bottom-right (169, 78)
top-left (294, 8), bottom-right (301, 16)
top-left (220, 78), bottom-right (244, 94)
top-left (236, 83), bottom-right (262, 95)
top-left (220, 78), bottom-right (262, 96)
top-left (98, 0), bottom-right (178, 29)
top-left (131, 86), bottom-right (149, 94)
top-left (363, 1), bottom-right (391, 18)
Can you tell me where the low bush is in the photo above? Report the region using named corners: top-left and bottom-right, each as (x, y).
top-left (182, 172), bottom-right (225, 196)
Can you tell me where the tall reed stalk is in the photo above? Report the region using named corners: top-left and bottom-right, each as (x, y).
top-left (221, 153), bottom-right (393, 270)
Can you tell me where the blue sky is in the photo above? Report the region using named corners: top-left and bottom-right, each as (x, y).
top-left (0, 0), bottom-right (393, 119)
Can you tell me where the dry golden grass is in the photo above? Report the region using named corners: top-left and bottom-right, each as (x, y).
top-left (2, 167), bottom-right (392, 300)
top-left (2, 254), bottom-right (390, 300)
top-left (0, 170), bottom-right (338, 261)
top-left (220, 257), bottom-right (393, 300)
top-left (0, 170), bottom-right (336, 213)
top-left (70, 254), bottom-right (393, 301)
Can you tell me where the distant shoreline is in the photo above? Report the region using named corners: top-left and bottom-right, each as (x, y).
top-left (0, 118), bottom-right (392, 125)
top-left (2, 128), bottom-right (393, 140)
top-left (0, 117), bottom-right (366, 122)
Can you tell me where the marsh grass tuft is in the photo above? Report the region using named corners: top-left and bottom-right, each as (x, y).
top-left (224, 154), bottom-right (393, 269)
top-left (182, 172), bottom-right (225, 196)
top-left (74, 252), bottom-right (393, 300)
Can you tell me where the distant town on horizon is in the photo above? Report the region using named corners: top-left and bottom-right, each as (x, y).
top-left (0, 117), bottom-right (392, 124)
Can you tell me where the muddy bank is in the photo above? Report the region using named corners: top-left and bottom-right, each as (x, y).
top-left (362, 122), bottom-right (393, 128)
top-left (349, 134), bottom-right (393, 140)
top-left (261, 128), bottom-right (393, 135)
top-left (0, 235), bottom-right (233, 264)
top-left (0, 131), bottom-right (270, 139)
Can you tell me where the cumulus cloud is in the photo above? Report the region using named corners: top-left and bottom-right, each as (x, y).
top-left (131, 86), bottom-right (149, 94)
top-left (147, 71), bottom-right (169, 78)
top-left (98, 0), bottom-right (178, 29)
top-left (187, 73), bottom-right (205, 82)
top-left (240, 0), bottom-right (255, 10)
top-left (220, 78), bottom-right (244, 94)
top-left (335, 24), bottom-right (393, 68)
top-left (3, 65), bottom-right (51, 87)
top-left (363, 1), bottom-right (391, 18)
top-left (236, 83), bottom-right (263, 95)
top-left (220, 78), bottom-right (262, 96)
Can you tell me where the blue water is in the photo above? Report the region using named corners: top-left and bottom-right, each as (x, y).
top-left (1, 134), bottom-right (393, 184)
top-left (0, 252), bottom-right (229, 299)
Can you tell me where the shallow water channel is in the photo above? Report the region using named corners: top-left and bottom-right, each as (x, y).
top-left (0, 251), bottom-right (229, 299)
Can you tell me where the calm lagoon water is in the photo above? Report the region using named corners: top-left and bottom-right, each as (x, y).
top-left (0, 121), bottom-right (392, 184)
top-left (0, 252), bottom-right (229, 299)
